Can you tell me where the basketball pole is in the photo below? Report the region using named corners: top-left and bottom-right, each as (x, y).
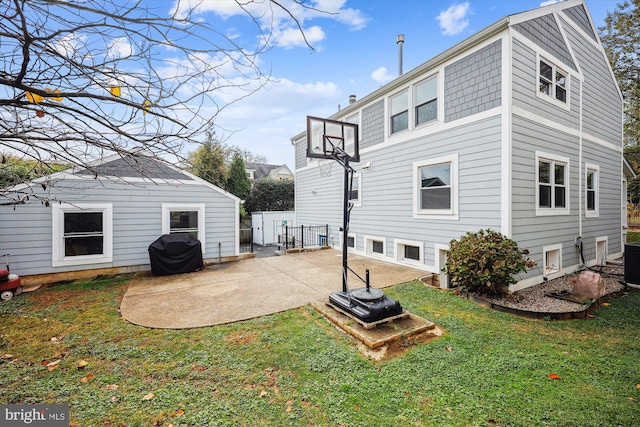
top-left (341, 153), bottom-right (350, 293)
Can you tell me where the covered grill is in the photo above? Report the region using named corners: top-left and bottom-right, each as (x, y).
top-left (148, 233), bottom-right (203, 276)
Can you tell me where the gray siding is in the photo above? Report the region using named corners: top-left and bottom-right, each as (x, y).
top-left (511, 38), bottom-right (580, 127)
top-left (561, 17), bottom-right (622, 144)
top-left (581, 139), bottom-right (623, 257)
top-left (564, 5), bottom-right (596, 41)
top-left (0, 178), bottom-right (237, 277)
top-left (295, 136), bottom-right (307, 170)
top-left (444, 40), bottom-right (502, 122)
top-left (296, 115), bottom-right (503, 268)
top-left (511, 116), bottom-right (581, 272)
top-left (361, 100), bottom-right (384, 150)
top-left (513, 14), bottom-right (577, 71)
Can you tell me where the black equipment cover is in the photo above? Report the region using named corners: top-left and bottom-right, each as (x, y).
top-left (148, 233), bottom-right (203, 276)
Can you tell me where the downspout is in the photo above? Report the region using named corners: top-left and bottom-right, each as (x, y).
top-left (578, 80), bottom-right (583, 240)
top-left (500, 28), bottom-right (512, 238)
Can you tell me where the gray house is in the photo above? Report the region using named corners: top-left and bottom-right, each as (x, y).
top-left (0, 153), bottom-right (240, 282)
top-left (292, 0), bottom-right (625, 290)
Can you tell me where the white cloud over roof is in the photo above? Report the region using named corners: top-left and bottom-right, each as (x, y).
top-left (436, 2), bottom-right (471, 36)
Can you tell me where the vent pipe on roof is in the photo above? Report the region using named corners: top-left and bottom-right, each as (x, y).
top-left (349, 94), bottom-right (356, 104)
top-left (397, 34), bottom-right (405, 76)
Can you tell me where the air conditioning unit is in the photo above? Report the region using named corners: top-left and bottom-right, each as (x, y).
top-left (625, 243), bottom-right (640, 285)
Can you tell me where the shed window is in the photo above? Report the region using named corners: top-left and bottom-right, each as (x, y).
top-left (162, 204), bottom-right (206, 252)
top-left (52, 204), bottom-right (113, 267)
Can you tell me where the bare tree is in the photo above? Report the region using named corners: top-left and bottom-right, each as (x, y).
top-left (0, 0), bottom-right (312, 203)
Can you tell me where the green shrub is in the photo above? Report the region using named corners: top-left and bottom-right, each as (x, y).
top-left (445, 229), bottom-right (535, 295)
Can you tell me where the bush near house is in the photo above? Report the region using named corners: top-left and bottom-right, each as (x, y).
top-left (445, 229), bottom-right (535, 295)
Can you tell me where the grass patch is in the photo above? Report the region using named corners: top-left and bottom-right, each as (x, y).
top-left (1, 276), bottom-right (639, 426)
top-left (627, 231), bottom-right (640, 243)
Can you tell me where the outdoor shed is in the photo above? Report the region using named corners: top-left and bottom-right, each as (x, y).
top-left (251, 211), bottom-right (295, 246)
top-left (0, 152), bottom-right (240, 282)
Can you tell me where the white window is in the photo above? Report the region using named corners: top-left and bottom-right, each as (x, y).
top-left (162, 204), bottom-right (205, 252)
top-left (52, 204), bottom-right (113, 267)
top-left (543, 243), bottom-right (562, 278)
top-left (536, 151), bottom-right (570, 216)
top-left (344, 113), bottom-right (360, 155)
top-left (415, 76), bottom-right (437, 126)
top-left (585, 164), bottom-right (599, 217)
top-left (538, 58), bottom-right (569, 107)
top-left (365, 235), bottom-right (386, 258)
top-left (390, 90), bottom-right (408, 134)
top-left (349, 173), bottom-right (361, 207)
top-left (413, 154), bottom-right (458, 218)
top-left (395, 239), bottom-right (423, 266)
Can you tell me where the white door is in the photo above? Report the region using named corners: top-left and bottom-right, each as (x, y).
top-left (252, 214), bottom-right (264, 245)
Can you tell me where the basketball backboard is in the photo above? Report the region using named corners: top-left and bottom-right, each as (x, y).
top-left (306, 116), bottom-right (359, 162)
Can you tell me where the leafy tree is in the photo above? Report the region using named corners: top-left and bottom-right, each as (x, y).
top-left (226, 154), bottom-right (251, 200)
top-left (0, 154), bottom-right (67, 190)
top-left (244, 178), bottom-right (294, 213)
top-left (599, 0), bottom-right (640, 151)
top-left (629, 177), bottom-right (640, 203)
top-left (186, 128), bottom-right (228, 188)
top-left (0, 0), bottom-right (311, 204)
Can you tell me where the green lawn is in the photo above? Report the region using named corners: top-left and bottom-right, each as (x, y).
top-left (627, 230), bottom-right (640, 243)
top-left (1, 276), bottom-right (639, 426)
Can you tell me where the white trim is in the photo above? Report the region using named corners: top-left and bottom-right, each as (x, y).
top-left (394, 238), bottom-right (424, 267)
top-left (543, 243), bottom-right (563, 279)
top-left (512, 106), bottom-right (622, 153)
top-left (413, 153), bottom-right (459, 220)
top-left (585, 163), bottom-right (599, 218)
top-left (595, 236), bottom-right (608, 266)
top-left (535, 151), bottom-right (570, 216)
top-left (52, 203), bottom-right (113, 267)
top-left (501, 32), bottom-right (513, 237)
top-left (161, 203), bottom-right (206, 253)
top-left (364, 234), bottom-right (386, 258)
top-left (434, 243), bottom-right (450, 289)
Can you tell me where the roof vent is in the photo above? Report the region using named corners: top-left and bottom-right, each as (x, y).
top-left (397, 34), bottom-right (405, 76)
top-left (349, 94), bottom-right (356, 104)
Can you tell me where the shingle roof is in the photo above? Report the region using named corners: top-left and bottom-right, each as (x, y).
top-left (74, 154), bottom-right (193, 181)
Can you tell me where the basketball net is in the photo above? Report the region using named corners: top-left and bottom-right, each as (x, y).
top-left (318, 159), bottom-right (332, 177)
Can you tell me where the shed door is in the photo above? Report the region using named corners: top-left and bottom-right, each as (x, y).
top-left (252, 214), bottom-right (264, 245)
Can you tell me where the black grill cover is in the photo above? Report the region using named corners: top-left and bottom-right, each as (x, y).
top-left (148, 233), bottom-right (203, 276)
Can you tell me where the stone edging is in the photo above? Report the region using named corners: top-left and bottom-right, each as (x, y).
top-left (458, 288), bottom-right (629, 320)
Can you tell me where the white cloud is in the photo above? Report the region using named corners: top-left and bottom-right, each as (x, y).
top-left (276, 25), bottom-right (326, 49)
top-left (107, 37), bottom-right (134, 59)
top-left (371, 67), bottom-right (394, 84)
top-left (170, 0), bottom-right (369, 50)
top-left (436, 2), bottom-right (471, 36)
top-left (540, 0), bottom-right (564, 6)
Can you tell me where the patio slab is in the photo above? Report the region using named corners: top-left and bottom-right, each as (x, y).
top-left (120, 249), bottom-right (426, 329)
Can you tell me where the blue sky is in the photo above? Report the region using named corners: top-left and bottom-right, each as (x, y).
top-left (170, 0), bottom-right (620, 168)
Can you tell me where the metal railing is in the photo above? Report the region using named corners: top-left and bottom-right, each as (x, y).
top-left (239, 228), bottom-right (253, 253)
top-left (283, 224), bottom-right (329, 250)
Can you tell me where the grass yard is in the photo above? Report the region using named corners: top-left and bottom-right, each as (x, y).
top-left (1, 275), bottom-right (639, 426)
top-left (627, 230), bottom-right (640, 243)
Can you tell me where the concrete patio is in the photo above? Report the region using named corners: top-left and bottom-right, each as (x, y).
top-left (120, 249), bottom-right (427, 329)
